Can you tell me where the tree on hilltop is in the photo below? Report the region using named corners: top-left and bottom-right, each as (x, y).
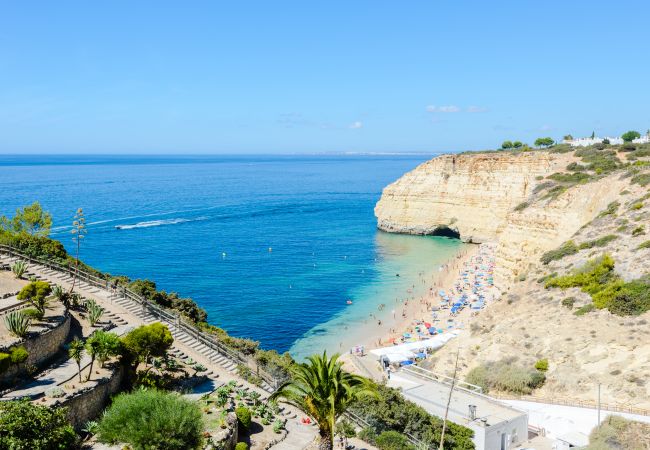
top-left (512, 141), bottom-right (523, 149)
top-left (501, 140), bottom-right (513, 149)
top-left (621, 130), bottom-right (641, 142)
top-left (534, 137), bottom-right (555, 148)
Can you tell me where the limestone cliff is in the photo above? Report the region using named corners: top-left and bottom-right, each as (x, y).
top-left (376, 147), bottom-right (650, 409)
top-left (375, 152), bottom-right (567, 244)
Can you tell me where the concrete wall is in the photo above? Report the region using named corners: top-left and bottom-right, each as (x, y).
top-left (0, 311), bottom-right (71, 384)
top-left (473, 414), bottom-right (528, 450)
top-left (57, 365), bottom-right (124, 429)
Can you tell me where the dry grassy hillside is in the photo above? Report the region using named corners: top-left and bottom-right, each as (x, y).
top-left (419, 144), bottom-right (650, 408)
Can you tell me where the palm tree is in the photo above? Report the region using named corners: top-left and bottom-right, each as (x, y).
top-left (69, 338), bottom-right (85, 383)
top-left (269, 352), bottom-right (375, 450)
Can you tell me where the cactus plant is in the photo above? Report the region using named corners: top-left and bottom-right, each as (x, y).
top-left (11, 261), bottom-right (27, 279)
top-left (4, 310), bottom-right (31, 338)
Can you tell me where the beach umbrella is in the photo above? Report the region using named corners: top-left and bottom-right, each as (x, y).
top-left (428, 327), bottom-right (436, 334)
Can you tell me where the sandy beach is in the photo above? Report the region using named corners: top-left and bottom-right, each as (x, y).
top-left (341, 242), bottom-right (499, 376)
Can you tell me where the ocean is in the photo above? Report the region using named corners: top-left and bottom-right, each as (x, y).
top-left (0, 154), bottom-right (463, 360)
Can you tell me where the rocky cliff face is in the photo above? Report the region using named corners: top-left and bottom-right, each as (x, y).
top-left (375, 153), bottom-right (566, 244)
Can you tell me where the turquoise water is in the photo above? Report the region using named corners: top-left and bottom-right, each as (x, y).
top-left (0, 154), bottom-right (463, 358)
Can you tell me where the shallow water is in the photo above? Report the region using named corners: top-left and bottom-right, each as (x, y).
top-left (0, 154), bottom-right (463, 356)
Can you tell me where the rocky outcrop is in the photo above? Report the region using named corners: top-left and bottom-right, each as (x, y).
top-left (375, 152), bottom-right (568, 244)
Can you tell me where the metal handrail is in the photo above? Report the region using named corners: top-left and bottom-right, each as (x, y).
top-left (0, 244), bottom-right (279, 390)
top-left (403, 365), bottom-right (483, 393)
top-left (491, 392), bottom-right (650, 417)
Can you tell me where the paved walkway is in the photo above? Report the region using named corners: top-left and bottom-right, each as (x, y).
top-left (0, 253), bottom-right (316, 449)
top-left (2, 324), bottom-right (132, 400)
top-left (502, 399), bottom-right (650, 442)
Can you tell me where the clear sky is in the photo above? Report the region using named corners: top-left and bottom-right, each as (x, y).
top-left (1, 1), bottom-right (649, 154)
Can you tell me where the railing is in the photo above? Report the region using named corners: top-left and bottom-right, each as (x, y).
top-left (491, 393), bottom-right (650, 417)
top-left (402, 365), bottom-right (483, 394)
top-left (0, 244), bottom-right (280, 391)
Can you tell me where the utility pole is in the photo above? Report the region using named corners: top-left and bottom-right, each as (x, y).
top-left (439, 346), bottom-right (460, 450)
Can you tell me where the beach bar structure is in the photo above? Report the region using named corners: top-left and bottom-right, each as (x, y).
top-left (388, 366), bottom-right (528, 450)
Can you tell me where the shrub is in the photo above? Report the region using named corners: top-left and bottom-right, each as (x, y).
top-left (121, 323), bottom-right (173, 369)
top-left (566, 162), bottom-right (586, 172)
top-left (349, 383), bottom-right (473, 449)
top-left (466, 359), bottom-right (546, 394)
top-left (598, 201), bottom-right (620, 218)
top-left (588, 415), bottom-right (650, 450)
top-left (357, 427), bottom-right (378, 444)
top-left (540, 241), bottom-right (578, 264)
top-left (561, 297), bottom-right (575, 309)
top-left (17, 281), bottom-right (52, 318)
top-left (97, 389), bottom-right (203, 450)
top-left (514, 201), bottom-right (529, 212)
top-left (235, 443), bottom-right (249, 450)
top-left (535, 358), bottom-right (549, 372)
top-left (578, 234), bottom-right (618, 249)
top-left (11, 261), bottom-right (27, 279)
top-left (9, 346), bottom-right (29, 365)
top-left (0, 399), bottom-right (77, 449)
top-left (575, 304), bottom-right (595, 316)
top-left (548, 172), bottom-right (590, 183)
top-left (632, 225), bottom-right (645, 236)
top-left (235, 406), bottom-right (252, 431)
top-left (21, 307), bottom-right (42, 320)
top-left (631, 202), bottom-right (644, 210)
top-left (375, 430), bottom-right (414, 450)
top-left (632, 173), bottom-right (650, 187)
top-left (4, 310), bottom-right (31, 338)
top-left (638, 240), bottom-right (650, 250)
top-left (591, 277), bottom-right (650, 316)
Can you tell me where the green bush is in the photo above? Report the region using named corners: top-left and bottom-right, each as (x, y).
top-left (574, 304), bottom-right (595, 316)
top-left (535, 359), bottom-right (549, 372)
top-left (121, 323), bottom-right (173, 369)
top-left (9, 346), bottom-right (29, 365)
top-left (17, 281), bottom-right (52, 318)
top-left (578, 234), bottom-right (618, 250)
top-left (235, 443), bottom-right (249, 450)
top-left (597, 201), bottom-right (620, 218)
top-left (236, 406), bottom-right (252, 431)
top-left (357, 427), bottom-right (377, 444)
top-left (588, 414), bottom-right (650, 449)
top-left (97, 389), bottom-right (203, 450)
top-left (350, 383), bottom-right (473, 449)
top-left (561, 297), bottom-right (575, 309)
top-left (466, 359), bottom-right (546, 394)
top-left (631, 173), bottom-right (650, 187)
top-left (21, 308), bottom-right (42, 320)
top-left (631, 202), bottom-right (644, 210)
top-left (631, 225), bottom-right (645, 236)
top-left (375, 430), bottom-right (415, 450)
top-left (540, 241), bottom-right (578, 264)
top-left (0, 399), bottom-right (77, 449)
top-left (548, 172), bottom-right (591, 183)
top-left (637, 240), bottom-right (650, 250)
top-left (514, 201), bottom-right (529, 212)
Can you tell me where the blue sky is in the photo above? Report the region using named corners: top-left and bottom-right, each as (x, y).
top-left (1, 1), bottom-right (649, 154)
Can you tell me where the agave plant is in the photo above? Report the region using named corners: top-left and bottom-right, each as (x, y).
top-left (4, 310), bottom-right (31, 338)
top-left (86, 300), bottom-right (104, 326)
top-left (52, 285), bottom-right (71, 309)
top-left (11, 261), bottom-right (27, 279)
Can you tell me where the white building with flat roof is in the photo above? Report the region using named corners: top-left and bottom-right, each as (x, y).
top-left (388, 367), bottom-right (528, 450)
top-left (563, 132), bottom-right (650, 147)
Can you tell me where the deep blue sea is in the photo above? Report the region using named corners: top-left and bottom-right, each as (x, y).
top-left (0, 154), bottom-right (463, 359)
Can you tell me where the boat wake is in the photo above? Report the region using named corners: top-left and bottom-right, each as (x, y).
top-left (115, 216), bottom-right (208, 230)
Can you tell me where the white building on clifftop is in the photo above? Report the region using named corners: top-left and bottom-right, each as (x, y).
top-left (563, 131), bottom-right (650, 147)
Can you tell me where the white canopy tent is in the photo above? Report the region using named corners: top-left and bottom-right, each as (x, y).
top-left (369, 331), bottom-right (460, 362)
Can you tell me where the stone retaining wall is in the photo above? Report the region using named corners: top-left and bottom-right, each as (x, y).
top-left (0, 311), bottom-right (71, 384)
top-left (57, 365), bottom-right (124, 429)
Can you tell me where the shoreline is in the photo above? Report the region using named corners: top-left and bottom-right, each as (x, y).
top-left (341, 241), bottom-right (498, 375)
